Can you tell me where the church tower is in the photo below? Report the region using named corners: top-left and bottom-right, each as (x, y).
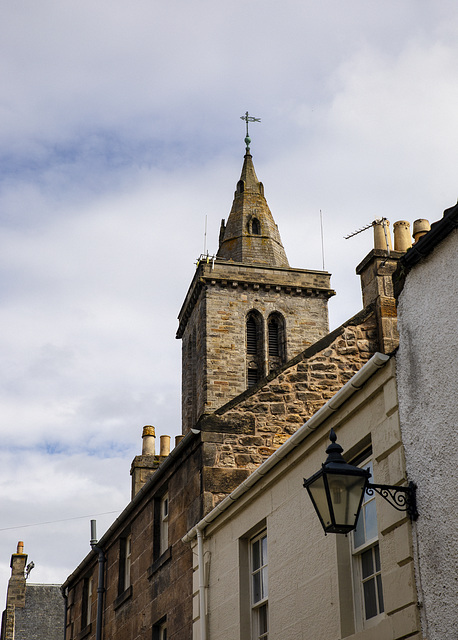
top-left (177, 132), bottom-right (335, 433)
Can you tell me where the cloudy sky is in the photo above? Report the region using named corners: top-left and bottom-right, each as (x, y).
top-left (1, 0), bottom-right (457, 594)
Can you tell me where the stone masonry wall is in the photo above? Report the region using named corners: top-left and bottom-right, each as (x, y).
top-left (65, 437), bottom-right (203, 640)
top-left (180, 260), bottom-right (333, 433)
top-left (199, 306), bottom-right (379, 511)
top-left (357, 250), bottom-right (401, 354)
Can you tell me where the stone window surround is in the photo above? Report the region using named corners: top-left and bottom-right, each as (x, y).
top-left (152, 615), bottom-right (168, 640)
top-left (117, 532), bottom-right (132, 599)
top-left (238, 520), bottom-right (268, 640)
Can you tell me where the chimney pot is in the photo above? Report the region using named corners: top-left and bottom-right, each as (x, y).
top-left (393, 220), bottom-right (412, 252)
top-left (17, 541), bottom-right (24, 555)
top-left (142, 425), bottom-right (156, 455)
top-left (372, 219), bottom-right (392, 251)
top-left (175, 435), bottom-right (184, 448)
top-left (160, 435), bottom-right (171, 457)
top-left (412, 219), bottom-right (431, 243)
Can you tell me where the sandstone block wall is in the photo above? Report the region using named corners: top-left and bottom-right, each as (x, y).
top-left (65, 438), bottom-right (203, 640)
top-left (179, 260), bottom-right (334, 433)
top-left (356, 250), bottom-right (401, 354)
top-left (198, 306), bottom-right (379, 511)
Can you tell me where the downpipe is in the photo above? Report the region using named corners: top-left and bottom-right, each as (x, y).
top-left (197, 529), bottom-right (207, 640)
top-left (90, 520), bottom-right (106, 640)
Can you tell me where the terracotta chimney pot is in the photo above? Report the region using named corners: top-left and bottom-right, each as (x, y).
top-left (160, 435), bottom-right (171, 457)
top-left (393, 220), bottom-right (412, 252)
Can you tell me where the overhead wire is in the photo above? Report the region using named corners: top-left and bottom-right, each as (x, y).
top-left (0, 510), bottom-right (122, 532)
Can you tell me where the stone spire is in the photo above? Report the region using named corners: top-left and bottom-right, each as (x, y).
top-left (217, 148), bottom-right (290, 267)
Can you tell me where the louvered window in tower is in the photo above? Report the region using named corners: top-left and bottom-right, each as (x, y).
top-left (247, 317), bottom-right (258, 354)
top-left (268, 320), bottom-right (279, 357)
top-left (267, 313), bottom-right (285, 373)
top-left (247, 368), bottom-right (259, 388)
top-left (246, 312), bottom-right (264, 388)
top-left (252, 218), bottom-right (261, 235)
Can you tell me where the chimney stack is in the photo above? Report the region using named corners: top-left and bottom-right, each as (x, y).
top-left (6, 542), bottom-right (28, 609)
top-left (356, 218), bottom-right (408, 354)
top-left (130, 426), bottom-right (160, 499)
top-left (130, 427), bottom-right (172, 499)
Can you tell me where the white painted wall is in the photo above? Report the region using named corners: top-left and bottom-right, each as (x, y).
top-left (396, 228), bottom-right (458, 640)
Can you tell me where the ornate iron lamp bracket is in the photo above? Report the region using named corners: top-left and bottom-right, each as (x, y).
top-left (366, 481), bottom-right (418, 521)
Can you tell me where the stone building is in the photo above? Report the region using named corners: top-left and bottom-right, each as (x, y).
top-left (181, 203), bottom-right (458, 640)
top-left (178, 146), bottom-right (334, 432)
top-left (0, 542), bottom-right (65, 640)
top-left (184, 353), bottom-right (422, 640)
top-left (61, 142), bottom-right (411, 640)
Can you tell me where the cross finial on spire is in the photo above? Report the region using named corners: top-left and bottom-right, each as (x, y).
top-left (240, 111), bottom-right (261, 150)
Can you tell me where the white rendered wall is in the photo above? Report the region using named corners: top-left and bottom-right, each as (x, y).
top-left (396, 228), bottom-right (458, 639)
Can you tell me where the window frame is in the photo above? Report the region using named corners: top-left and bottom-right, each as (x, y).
top-left (118, 532), bottom-right (132, 596)
top-left (81, 575), bottom-right (93, 631)
top-left (251, 217), bottom-right (261, 235)
top-left (351, 458), bottom-right (385, 629)
top-left (153, 490), bottom-right (170, 562)
top-left (152, 616), bottom-right (167, 640)
top-left (159, 622), bottom-right (167, 640)
top-left (267, 312), bottom-right (286, 372)
top-left (250, 530), bottom-right (268, 640)
top-left (160, 493), bottom-right (169, 556)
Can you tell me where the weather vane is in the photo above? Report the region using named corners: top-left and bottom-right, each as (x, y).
top-left (240, 111), bottom-right (261, 149)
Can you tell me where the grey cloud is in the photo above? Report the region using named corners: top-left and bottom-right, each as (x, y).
top-left (1, 0), bottom-right (457, 594)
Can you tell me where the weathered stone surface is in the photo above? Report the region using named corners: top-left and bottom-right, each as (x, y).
top-left (202, 467), bottom-right (250, 494)
top-left (179, 258), bottom-right (334, 433)
top-left (188, 306), bottom-right (380, 485)
top-left (235, 453), bottom-right (251, 467)
top-left (14, 585), bottom-right (65, 640)
top-left (61, 152), bottom-right (397, 640)
top-left (199, 412), bottom-right (256, 434)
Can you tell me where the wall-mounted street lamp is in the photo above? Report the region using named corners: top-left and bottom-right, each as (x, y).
top-left (303, 429), bottom-right (418, 535)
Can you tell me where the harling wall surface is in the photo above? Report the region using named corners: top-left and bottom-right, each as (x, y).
top-left (396, 227), bottom-right (458, 640)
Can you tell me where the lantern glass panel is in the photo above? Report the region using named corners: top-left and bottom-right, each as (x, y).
top-left (326, 471), bottom-right (367, 529)
top-left (307, 474), bottom-right (332, 529)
